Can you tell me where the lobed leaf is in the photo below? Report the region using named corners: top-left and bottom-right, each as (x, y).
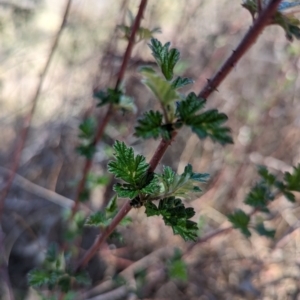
top-left (148, 38), bottom-right (180, 80)
top-left (228, 209), bottom-right (251, 237)
top-left (145, 197), bottom-right (198, 241)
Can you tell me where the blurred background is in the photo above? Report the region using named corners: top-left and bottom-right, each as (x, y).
top-left (1, 0), bottom-right (300, 299)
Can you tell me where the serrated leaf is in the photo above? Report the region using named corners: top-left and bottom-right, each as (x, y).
top-left (228, 209), bottom-right (251, 237)
top-left (145, 197), bottom-right (198, 241)
top-left (171, 76), bottom-right (194, 89)
top-left (78, 118), bottom-right (96, 140)
top-left (151, 164), bottom-right (209, 200)
top-left (144, 201), bottom-right (160, 216)
top-left (135, 110), bottom-right (170, 139)
top-left (85, 211), bottom-right (108, 227)
top-left (76, 144), bottom-right (96, 159)
top-left (108, 141), bottom-right (149, 186)
top-left (106, 195), bottom-right (118, 214)
top-left (28, 269), bottom-right (59, 287)
top-left (258, 166), bottom-right (276, 185)
top-left (255, 223), bottom-right (276, 238)
top-left (94, 88), bottom-right (122, 106)
top-left (176, 92), bottom-right (206, 121)
top-left (177, 92), bottom-right (233, 145)
top-left (113, 183), bottom-right (139, 199)
top-left (244, 183), bottom-right (273, 210)
top-left (58, 275), bottom-right (71, 293)
top-left (140, 67), bottom-right (179, 105)
top-left (148, 38), bottom-right (180, 80)
top-left (284, 164), bottom-right (300, 192)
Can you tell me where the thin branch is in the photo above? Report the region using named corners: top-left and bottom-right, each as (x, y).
top-left (76, 131), bottom-right (177, 270)
top-left (76, 0), bottom-right (281, 271)
top-left (0, 0), bottom-right (72, 218)
top-left (71, 0), bottom-right (148, 217)
top-left (198, 0), bottom-right (282, 99)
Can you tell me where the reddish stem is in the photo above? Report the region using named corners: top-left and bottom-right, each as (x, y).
top-left (76, 0), bottom-right (282, 270)
top-left (71, 0), bottom-right (148, 217)
top-left (76, 131), bottom-right (177, 270)
top-left (198, 0), bottom-right (282, 99)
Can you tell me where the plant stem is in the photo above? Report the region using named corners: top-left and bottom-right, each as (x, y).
top-left (76, 0), bottom-right (282, 271)
top-left (198, 0), bottom-right (282, 99)
top-left (71, 0), bottom-right (148, 218)
top-left (76, 131), bottom-right (177, 270)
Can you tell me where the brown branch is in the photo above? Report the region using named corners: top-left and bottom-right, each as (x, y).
top-left (71, 0), bottom-right (148, 218)
top-left (76, 131), bottom-right (177, 270)
top-left (76, 0), bottom-right (282, 271)
top-left (198, 0), bottom-right (282, 99)
top-left (0, 0), bottom-right (72, 218)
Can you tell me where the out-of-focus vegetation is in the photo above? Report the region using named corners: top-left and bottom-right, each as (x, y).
top-left (2, 0), bottom-right (300, 299)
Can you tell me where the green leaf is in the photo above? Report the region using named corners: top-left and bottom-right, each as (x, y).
top-left (255, 223), bottom-right (276, 238)
top-left (113, 183), bottom-right (139, 199)
top-left (244, 183), bottom-right (274, 211)
top-left (108, 141), bottom-right (149, 186)
top-left (135, 110), bottom-right (169, 139)
top-left (167, 249), bottom-right (187, 281)
top-left (140, 66), bottom-right (179, 105)
top-left (28, 269), bottom-right (59, 287)
top-left (46, 243), bottom-right (58, 263)
top-left (228, 209), bottom-right (251, 237)
top-left (258, 166), bottom-right (276, 186)
top-left (85, 211), bottom-right (108, 227)
top-left (76, 144), bottom-right (96, 159)
top-left (106, 195), bottom-right (118, 214)
top-left (94, 88), bottom-right (122, 106)
top-left (117, 25), bottom-right (161, 41)
top-left (177, 92), bottom-right (233, 145)
top-left (148, 38), bottom-right (180, 80)
top-left (117, 94), bottom-right (137, 113)
top-left (78, 118), bottom-right (96, 140)
top-left (171, 76), bottom-right (194, 89)
top-left (284, 164), bottom-right (300, 192)
top-left (58, 275), bottom-right (71, 293)
top-left (151, 164), bottom-right (209, 200)
top-left (145, 197), bottom-right (198, 241)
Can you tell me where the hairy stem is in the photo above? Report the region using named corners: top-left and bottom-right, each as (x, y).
top-left (71, 0), bottom-right (148, 218)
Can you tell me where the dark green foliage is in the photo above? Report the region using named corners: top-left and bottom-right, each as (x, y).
top-left (258, 166), bottom-right (276, 185)
top-left (85, 211), bottom-right (108, 226)
top-left (148, 38), bottom-right (180, 80)
top-left (76, 144), bottom-right (96, 159)
top-left (108, 141), bottom-right (149, 185)
top-left (135, 110), bottom-right (170, 139)
top-left (94, 88), bottom-right (122, 106)
top-left (28, 243), bottom-right (91, 293)
top-left (167, 249), bottom-right (187, 281)
top-left (176, 92), bottom-right (233, 145)
top-left (108, 141), bottom-right (159, 198)
top-left (228, 209), bottom-right (251, 237)
top-left (171, 76), bottom-right (194, 89)
top-left (255, 223), bottom-right (276, 238)
top-left (283, 164), bottom-right (300, 192)
top-left (78, 118), bottom-right (96, 140)
top-left (244, 183), bottom-right (273, 211)
top-left (145, 197), bottom-right (198, 241)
